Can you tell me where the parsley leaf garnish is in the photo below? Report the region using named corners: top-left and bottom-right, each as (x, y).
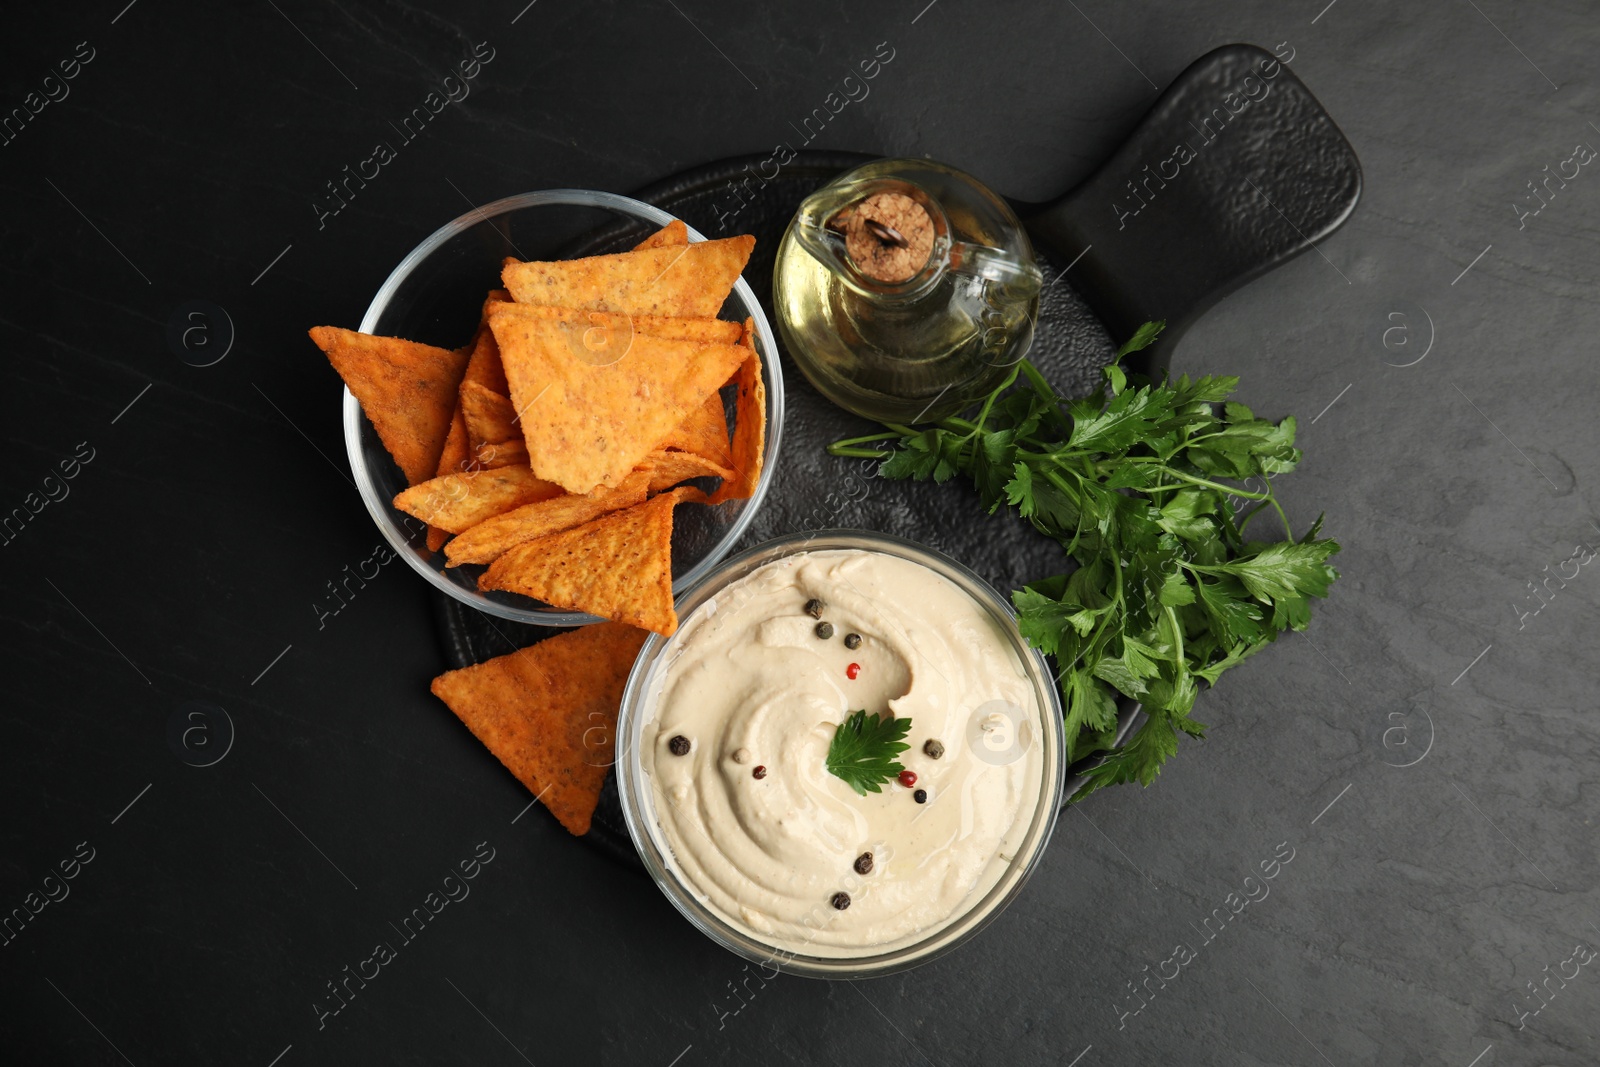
top-left (826, 710), bottom-right (912, 796)
top-left (828, 321), bottom-right (1341, 800)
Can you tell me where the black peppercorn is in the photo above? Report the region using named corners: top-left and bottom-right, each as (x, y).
top-left (830, 892), bottom-right (851, 910)
top-left (843, 632), bottom-right (862, 650)
top-left (668, 735), bottom-right (691, 756)
top-left (752, 765), bottom-right (767, 779)
top-left (913, 789), bottom-right (928, 804)
top-left (923, 739), bottom-right (945, 760)
top-left (854, 852), bottom-right (874, 875)
top-left (815, 621), bottom-right (834, 640)
top-left (805, 598), bottom-right (824, 619)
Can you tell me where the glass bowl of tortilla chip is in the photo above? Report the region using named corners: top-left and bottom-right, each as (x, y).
top-left (341, 189), bottom-right (782, 627)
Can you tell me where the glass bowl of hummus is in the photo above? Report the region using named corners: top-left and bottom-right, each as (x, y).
top-left (616, 531), bottom-right (1066, 978)
top-left (344, 189), bottom-right (782, 626)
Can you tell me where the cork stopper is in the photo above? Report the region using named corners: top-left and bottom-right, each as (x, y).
top-left (835, 192), bottom-right (934, 284)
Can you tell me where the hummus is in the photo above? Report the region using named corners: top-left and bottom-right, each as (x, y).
top-left (640, 548), bottom-right (1045, 957)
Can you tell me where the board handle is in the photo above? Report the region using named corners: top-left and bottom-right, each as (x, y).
top-left (1026, 43), bottom-right (1361, 358)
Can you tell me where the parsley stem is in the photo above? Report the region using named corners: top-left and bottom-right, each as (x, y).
top-left (830, 431), bottom-right (902, 447)
top-left (1176, 430), bottom-right (1232, 447)
top-left (1049, 466), bottom-right (1092, 557)
top-left (1080, 552), bottom-right (1125, 661)
top-left (1164, 605), bottom-right (1185, 667)
top-left (1040, 465), bottom-right (1080, 507)
top-left (1266, 496), bottom-right (1295, 540)
top-left (974, 365), bottom-right (1023, 433)
top-left (1159, 469), bottom-right (1273, 500)
top-left (826, 431), bottom-right (901, 459)
top-left (1228, 486), bottom-right (1295, 540)
top-left (1018, 359), bottom-right (1071, 433)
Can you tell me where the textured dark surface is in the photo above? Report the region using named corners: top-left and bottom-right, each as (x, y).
top-left (4, 3), bottom-right (1599, 1066)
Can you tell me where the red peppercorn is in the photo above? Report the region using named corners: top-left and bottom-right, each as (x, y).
top-left (898, 770), bottom-right (917, 788)
top-left (752, 765), bottom-right (767, 779)
top-left (846, 662), bottom-right (861, 680)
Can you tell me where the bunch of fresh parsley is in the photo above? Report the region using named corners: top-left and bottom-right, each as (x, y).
top-left (828, 323), bottom-right (1339, 799)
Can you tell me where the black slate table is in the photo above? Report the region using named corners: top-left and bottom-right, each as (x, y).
top-left (4, 2), bottom-right (1598, 1065)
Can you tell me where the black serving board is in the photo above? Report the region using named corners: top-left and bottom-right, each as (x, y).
top-left (436, 43), bottom-right (1361, 868)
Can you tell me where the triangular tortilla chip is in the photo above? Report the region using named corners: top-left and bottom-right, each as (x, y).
top-left (709, 318), bottom-right (766, 504)
top-left (500, 235), bottom-right (754, 318)
top-left (636, 449), bottom-right (733, 492)
top-left (464, 297), bottom-right (511, 395)
top-left (393, 465), bottom-right (563, 533)
top-left (657, 391), bottom-right (734, 470)
top-left (428, 311), bottom-right (512, 550)
top-left (445, 470), bottom-right (652, 568)
top-left (486, 301), bottom-right (740, 346)
top-left (677, 485), bottom-right (712, 505)
top-left (460, 380), bottom-right (520, 451)
top-left (482, 287), bottom-right (512, 315)
top-left (491, 314), bottom-right (748, 494)
top-left (309, 326), bottom-right (469, 487)
top-left (476, 437), bottom-right (528, 470)
top-left (430, 407), bottom-right (471, 552)
top-left (430, 621), bottom-right (647, 835)
top-left (479, 489), bottom-right (691, 635)
top-left (634, 219), bottom-right (688, 250)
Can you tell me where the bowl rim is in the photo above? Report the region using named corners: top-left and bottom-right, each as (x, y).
top-left (615, 529), bottom-right (1068, 979)
top-left (342, 188), bottom-right (785, 626)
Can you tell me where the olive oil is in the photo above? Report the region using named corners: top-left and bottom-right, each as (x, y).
top-left (774, 158), bottom-right (1041, 424)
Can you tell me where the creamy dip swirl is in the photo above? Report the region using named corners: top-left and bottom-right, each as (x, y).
top-left (640, 549), bottom-right (1045, 957)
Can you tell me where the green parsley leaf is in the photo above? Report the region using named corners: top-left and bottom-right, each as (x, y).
top-left (1081, 713), bottom-right (1181, 790)
top-left (1205, 539), bottom-right (1340, 602)
top-left (1014, 587), bottom-right (1100, 654)
top-left (1157, 570), bottom-right (1197, 606)
top-left (826, 710), bottom-right (912, 796)
top-left (1116, 319), bottom-right (1166, 358)
top-left (1105, 363), bottom-right (1128, 396)
top-left (1067, 386), bottom-right (1176, 454)
top-left (1065, 673), bottom-right (1121, 750)
top-left (1174, 374), bottom-right (1241, 404)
